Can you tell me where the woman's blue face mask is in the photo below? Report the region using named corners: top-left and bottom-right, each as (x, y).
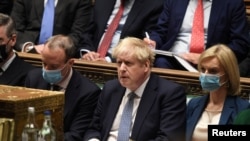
top-left (199, 73), bottom-right (225, 91)
top-left (42, 64), bottom-right (66, 84)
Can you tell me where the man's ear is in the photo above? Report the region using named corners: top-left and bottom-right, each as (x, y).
top-left (68, 58), bottom-right (75, 66)
top-left (10, 34), bottom-right (17, 46)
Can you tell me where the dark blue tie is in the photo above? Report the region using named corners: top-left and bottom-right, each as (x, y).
top-left (39, 0), bottom-right (55, 44)
top-left (117, 92), bottom-right (136, 141)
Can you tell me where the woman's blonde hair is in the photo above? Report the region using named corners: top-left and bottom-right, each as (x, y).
top-left (198, 44), bottom-right (241, 95)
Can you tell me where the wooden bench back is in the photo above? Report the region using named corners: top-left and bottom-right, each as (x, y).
top-left (17, 52), bottom-right (250, 100)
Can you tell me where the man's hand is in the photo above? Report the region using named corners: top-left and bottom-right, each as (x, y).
top-left (179, 52), bottom-right (201, 64)
top-left (143, 38), bottom-right (156, 49)
top-left (82, 51), bottom-right (107, 62)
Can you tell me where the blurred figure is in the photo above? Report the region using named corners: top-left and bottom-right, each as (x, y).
top-left (144, 0), bottom-right (249, 70)
top-left (25, 35), bottom-right (101, 141)
top-left (186, 44), bottom-right (249, 141)
top-left (239, 51), bottom-right (250, 77)
top-left (80, 0), bottom-right (163, 62)
top-left (84, 37), bottom-right (186, 141)
top-left (11, 0), bottom-right (92, 54)
top-left (0, 13), bottom-right (35, 86)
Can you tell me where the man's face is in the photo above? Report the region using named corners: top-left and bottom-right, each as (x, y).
top-left (116, 48), bottom-right (150, 91)
top-left (41, 45), bottom-right (72, 81)
top-left (0, 26), bottom-right (15, 47)
top-left (0, 26), bottom-right (16, 63)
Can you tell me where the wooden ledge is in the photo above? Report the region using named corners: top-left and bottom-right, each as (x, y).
top-left (17, 52), bottom-right (250, 99)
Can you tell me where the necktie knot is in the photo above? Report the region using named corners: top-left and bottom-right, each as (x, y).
top-left (128, 92), bottom-right (136, 100)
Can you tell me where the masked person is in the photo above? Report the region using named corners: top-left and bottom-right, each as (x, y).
top-left (25, 35), bottom-right (101, 141)
top-left (0, 13), bottom-right (35, 86)
top-left (186, 44), bottom-right (250, 141)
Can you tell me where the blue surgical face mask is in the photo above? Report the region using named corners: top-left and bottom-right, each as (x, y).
top-left (42, 65), bottom-right (66, 84)
top-left (199, 73), bottom-right (225, 91)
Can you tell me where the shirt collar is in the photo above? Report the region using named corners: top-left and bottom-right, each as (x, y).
top-left (57, 67), bottom-right (73, 90)
top-left (125, 76), bottom-right (150, 98)
top-left (1, 52), bottom-right (16, 72)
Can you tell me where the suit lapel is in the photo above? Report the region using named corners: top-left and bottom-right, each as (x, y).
top-left (103, 86), bottom-right (126, 140)
top-left (122, 0), bottom-right (143, 34)
top-left (97, 0), bottom-right (118, 36)
top-left (0, 57), bottom-right (19, 84)
top-left (207, 0), bottom-right (222, 44)
top-left (187, 95), bottom-right (208, 140)
top-left (63, 70), bottom-right (79, 119)
top-left (219, 97), bottom-right (234, 124)
top-left (34, 0), bottom-right (45, 21)
top-left (131, 74), bottom-right (158, 138)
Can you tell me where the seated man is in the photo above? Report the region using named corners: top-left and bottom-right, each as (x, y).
top-left (25, 35), bottom-right (101, 141)
top-left (80, 0), bottom-right (163, 62)
top-left (11, 0), bottom-right (92, 54)
top-left (0, 13), bottom-right (35, 86)
top-left (84, 37), bottom-right (186, 141)
top-left (144, 0), bottom-right (249, 70)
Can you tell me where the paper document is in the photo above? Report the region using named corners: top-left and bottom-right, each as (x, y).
top-left (153, 49), bottom-right (198, 72)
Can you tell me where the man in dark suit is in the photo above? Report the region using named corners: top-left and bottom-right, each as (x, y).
top-left (84, 37), bottom-right (186, 141)
top-left (0, 13), bottom-right (35, 86)
top-left (10, 0), bottom-right (92, 53)
top-left (80, 0), bottom-right (163, 62)
top-left (144, 0), bottom-right (250, 70)
top-left (25, 35), bottom-right (101, 141)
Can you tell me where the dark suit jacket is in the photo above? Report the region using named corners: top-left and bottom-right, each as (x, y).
top-left (186, 95), bottom-right (250, 141)
top-left (150, 0), bottom-right (250, 63)
top-left (0, 54), bottom-right (35, 86)
top-left (80, 0), bottom-right (163, 56)
top-left (239, 50), bottom-right (250, 77)
top-left (25, 68), bottom-right (101, 141)
top-left (0, 0), bottom-right (13, 15)
top-left (84, 73), bottom-right (186, 141)
top-left (11, 0), bottom-right (92, 51)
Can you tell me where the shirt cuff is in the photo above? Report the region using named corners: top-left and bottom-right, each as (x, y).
top-left (80, 49), bottom-right (90, 58)
top-left (21, 42), bottom-right (34, 52)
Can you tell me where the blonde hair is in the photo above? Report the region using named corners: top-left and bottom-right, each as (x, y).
top-left (112, 37), bottom-right (155, 67)
top-left (198, 44), bottom-right (241, 95)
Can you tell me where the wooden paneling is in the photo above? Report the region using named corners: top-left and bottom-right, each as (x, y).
top-left (17, 52), bottom-right (250, 100)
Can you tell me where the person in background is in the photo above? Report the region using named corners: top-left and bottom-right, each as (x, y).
top-left (0, 0), bottom-right (13, 15)
top-left (186, 44), bottom-right (250, 141)
top-left (239, 51), bottom-right (250, 77)
top-left (80, 0), bottom-right (163, 62)
top-left (84, 37), bottom-right (186, 141)
top-left (10, 0), bottom-right (92, 54)
top-left (144, 0), bottom-right (250, 70)
top-left (25, 35), bottom-right (101, 141)
top-left (233, 108), bottom-right (250, 125)
top-left (0, 13), bottom-right (35, 86)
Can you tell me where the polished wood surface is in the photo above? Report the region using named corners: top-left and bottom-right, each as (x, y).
top-left (0, 84), bottom-right (64, 141)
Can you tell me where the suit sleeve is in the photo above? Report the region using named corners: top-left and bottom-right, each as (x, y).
top-left (64, 82), bottom-right (101, 141)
